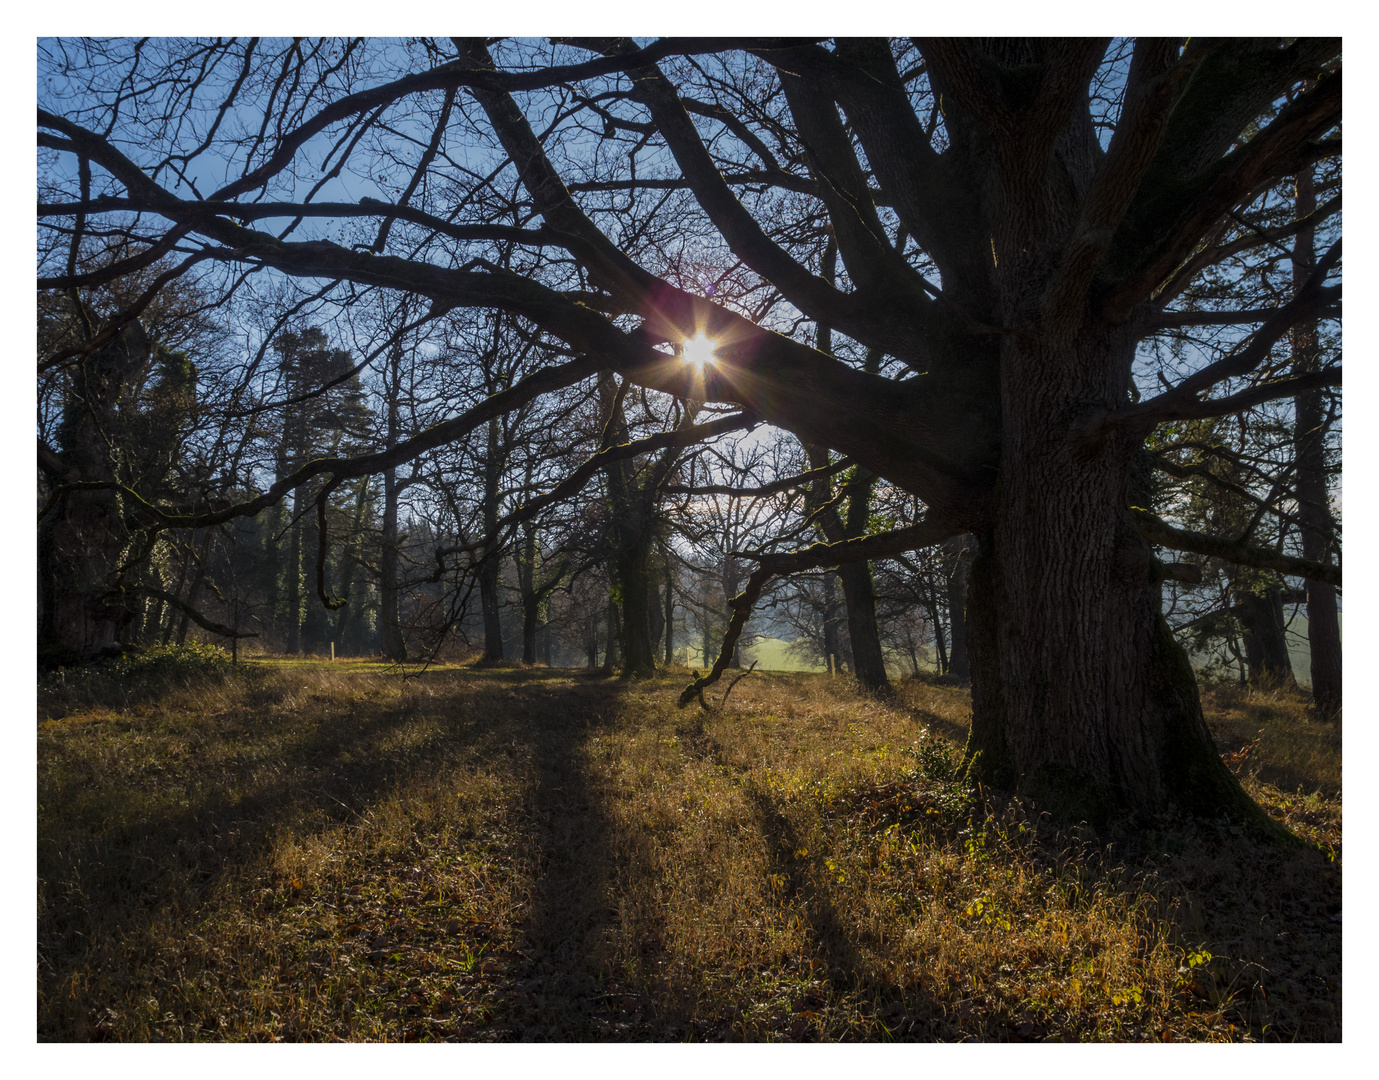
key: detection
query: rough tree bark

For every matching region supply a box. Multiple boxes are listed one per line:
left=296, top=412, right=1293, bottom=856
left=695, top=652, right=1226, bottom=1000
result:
left=805, top=445, right=890, bottom=694
left=598, top=373, right=659, bottom=677
left=960, top=321, right=1276, bottom=830
left=1235, top=575, right=1296, bottom=686
left=603, top=596, right=621, bottom=672
left=40, top=39, right=1340, bottom=839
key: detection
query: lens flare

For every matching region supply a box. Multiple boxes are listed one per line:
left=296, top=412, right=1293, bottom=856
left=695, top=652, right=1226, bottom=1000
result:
left=681, top=334, right=718, bottom=368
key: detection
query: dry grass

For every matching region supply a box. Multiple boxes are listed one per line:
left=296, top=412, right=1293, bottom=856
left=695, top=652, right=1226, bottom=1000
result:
left=37, top=661, right=1340, bottom=1042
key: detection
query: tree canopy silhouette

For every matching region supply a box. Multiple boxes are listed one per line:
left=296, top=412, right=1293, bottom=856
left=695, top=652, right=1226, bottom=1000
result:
left=38, top=38, right=1341, bottom=836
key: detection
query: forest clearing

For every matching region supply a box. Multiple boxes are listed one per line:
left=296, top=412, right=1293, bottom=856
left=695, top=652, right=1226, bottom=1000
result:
left=38, top=38, right=1343, bottom=1043
left=38, top=655, right=1340, bottom=1042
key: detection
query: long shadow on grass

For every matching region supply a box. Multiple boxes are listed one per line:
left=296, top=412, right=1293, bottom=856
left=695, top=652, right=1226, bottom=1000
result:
left=472, top=674, right=650, bottom=1041
left=37, top=666, right=596, bottom=1038
left=39, top=667, right=1341, bottom=1042
left=745, top=787, right=878, bottom=991
left=667, top=718, right=944, bottom=1041
left=893, top=701, right=970, bottom=748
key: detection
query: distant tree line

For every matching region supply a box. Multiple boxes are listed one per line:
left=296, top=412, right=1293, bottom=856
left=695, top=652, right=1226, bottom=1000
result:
left=39, top=38, right=1340, bottom=835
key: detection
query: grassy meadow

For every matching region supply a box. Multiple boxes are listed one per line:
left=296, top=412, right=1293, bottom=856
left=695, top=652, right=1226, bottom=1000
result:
left=37, top=654, right=1340, bottom=1041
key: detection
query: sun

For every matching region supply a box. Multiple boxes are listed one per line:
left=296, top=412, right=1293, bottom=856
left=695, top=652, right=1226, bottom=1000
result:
left=681, top=333, right=718, bottom=368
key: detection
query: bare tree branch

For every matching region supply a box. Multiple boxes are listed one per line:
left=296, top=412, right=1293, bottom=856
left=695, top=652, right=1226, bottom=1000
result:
left=678, top=514, right=961, bottom=706
left=1132, top=508, right=1339, bottom=586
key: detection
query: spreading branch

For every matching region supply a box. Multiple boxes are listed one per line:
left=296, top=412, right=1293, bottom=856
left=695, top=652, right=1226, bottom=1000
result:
left=429, top=411, right=757, bottom=582
left=1131, top=508, right=1339, bottom=586
left=677, top=515, right=961, bottom=706
left=127, top=586, right=259, bottom=640
left=662, top=457, right=851, bottom=498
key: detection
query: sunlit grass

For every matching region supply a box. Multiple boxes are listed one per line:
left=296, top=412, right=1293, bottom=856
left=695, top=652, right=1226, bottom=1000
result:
left=38, top=662, right=1340, bottom=1041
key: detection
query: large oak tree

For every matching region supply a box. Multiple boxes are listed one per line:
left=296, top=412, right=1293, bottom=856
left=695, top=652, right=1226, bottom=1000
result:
left=38, top=38, right=1341, bottom=836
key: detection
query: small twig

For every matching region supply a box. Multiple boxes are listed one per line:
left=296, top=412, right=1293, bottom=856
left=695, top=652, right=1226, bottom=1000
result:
left=720, top=661, right=759, bottom=709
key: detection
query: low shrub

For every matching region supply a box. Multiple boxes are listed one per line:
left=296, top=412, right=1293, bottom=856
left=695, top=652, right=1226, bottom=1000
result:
left=105, top=642, right=234, bottom=684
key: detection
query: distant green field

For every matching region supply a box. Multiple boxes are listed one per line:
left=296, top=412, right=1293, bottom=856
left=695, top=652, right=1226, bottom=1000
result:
left=679, top=636, right=930, bottom=676
left=676, top=636, right=824, bottom=673
left=1190, top=613, right=1340, bottom=686
left=702, top=617, right=1340, bottom=686
left=247, top=617, right=1337, bottom=684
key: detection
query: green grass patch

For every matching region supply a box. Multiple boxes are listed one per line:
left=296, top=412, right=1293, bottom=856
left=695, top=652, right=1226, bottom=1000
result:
left=38, top=661, right=1340, bottom=1042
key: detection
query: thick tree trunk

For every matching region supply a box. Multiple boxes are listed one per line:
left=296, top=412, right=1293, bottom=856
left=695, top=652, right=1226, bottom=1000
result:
left=1292, top=166, right=1341, bottom=718
left=841, top=469, right=891, bottom=694
left=614, top=540, right=658, bottom=676
left=603, top=597, right=620, bottom=672
left=962, top=327, right=1288, bottom=838
left=598, top=374, right=658, bottom=677
left=606, top=492, right=658, bottom=676
left=38, top=484, right=138, bottom=659
left=479, top=558, right=504, bottom=662
left=1236, top=584, right=1295, bottom=685
left=1303, top=580, right=1341, bottom=718
left=837, top=561, right=888, bottom=692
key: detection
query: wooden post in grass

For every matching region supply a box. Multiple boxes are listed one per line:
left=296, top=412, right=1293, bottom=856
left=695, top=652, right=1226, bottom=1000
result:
left=331, top=641, right=335, bottom=661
